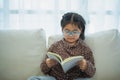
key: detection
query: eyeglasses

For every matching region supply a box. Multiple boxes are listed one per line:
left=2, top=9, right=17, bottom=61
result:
left=63, top=30, right=80, bottom=36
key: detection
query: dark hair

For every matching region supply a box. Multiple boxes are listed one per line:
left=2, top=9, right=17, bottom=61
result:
left=61, top=12, right=86, bottom=40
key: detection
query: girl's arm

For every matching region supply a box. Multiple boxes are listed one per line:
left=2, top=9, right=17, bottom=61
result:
left=80, top=46, right=96, bottom=77
left=40, top=56, right=51, bottom=74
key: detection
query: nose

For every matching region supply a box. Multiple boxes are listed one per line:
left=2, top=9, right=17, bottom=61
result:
left=68, top=32, right=74, bottom=36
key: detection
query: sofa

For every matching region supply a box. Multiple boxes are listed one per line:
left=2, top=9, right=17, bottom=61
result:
left=0, top=29, right=120, bottom=80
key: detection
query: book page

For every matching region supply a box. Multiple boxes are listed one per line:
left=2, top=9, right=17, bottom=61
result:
left=47, top=52, right=62, bottom=63
left=62, top=56, right=83, bottom=65
left=47, top=52, right=84, bottom=73
left=61, top=56, right=83, bottom=73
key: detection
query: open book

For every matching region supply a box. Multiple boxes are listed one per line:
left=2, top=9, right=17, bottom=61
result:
left=47, top=52, right=84, bottom=73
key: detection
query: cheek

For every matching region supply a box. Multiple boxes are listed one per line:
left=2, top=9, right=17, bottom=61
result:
left=74, top=36, right=80, bottom=41
left=76, top=35, right=80, bottom=39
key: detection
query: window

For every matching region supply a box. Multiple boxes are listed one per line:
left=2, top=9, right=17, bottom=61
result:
left=0, top=0, right=119, bottom=37
left=0, top=0, right=88, bottom=37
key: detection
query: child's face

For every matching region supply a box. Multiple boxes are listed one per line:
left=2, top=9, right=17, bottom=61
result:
left=62, top=23, right=81, bottom=44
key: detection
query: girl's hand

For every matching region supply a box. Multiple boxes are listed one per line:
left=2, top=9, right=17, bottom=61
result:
left=78, top=59, right=87, bottom=71
left=46, top=58, right=58, bottom=68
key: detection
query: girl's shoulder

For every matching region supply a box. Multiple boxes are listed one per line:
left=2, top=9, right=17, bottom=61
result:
left=79, top=39, right=91, bottom=49
left=49, top=39, right=63, bottom=47
left=48, top=39, right=63, bottom=52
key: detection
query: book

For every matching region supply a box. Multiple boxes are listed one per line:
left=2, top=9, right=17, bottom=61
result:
left=47, top=52, right=84, bottom=73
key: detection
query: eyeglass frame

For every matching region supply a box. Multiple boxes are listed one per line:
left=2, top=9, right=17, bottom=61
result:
left=63, top=30, right=81, bottom=36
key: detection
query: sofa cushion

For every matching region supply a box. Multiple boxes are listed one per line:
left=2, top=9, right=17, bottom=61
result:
left=0, top=29, right=46, bottom=80
left=48, top=29, right=120, bottom=80
left=89, top=29, right=120, bottom=80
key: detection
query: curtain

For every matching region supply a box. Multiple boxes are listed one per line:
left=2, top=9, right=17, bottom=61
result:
left=0, top=0, right=120, bottom=37
left=87, top=0, right=120, bottom=34
left=0, top=0, right=88, bottom=37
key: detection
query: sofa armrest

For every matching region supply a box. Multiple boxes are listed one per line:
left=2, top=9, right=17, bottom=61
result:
left=0, top=29, right=46, bottom=80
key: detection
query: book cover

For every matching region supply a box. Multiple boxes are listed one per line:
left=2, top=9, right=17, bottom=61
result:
left=47, top=52, right=84, bottom=73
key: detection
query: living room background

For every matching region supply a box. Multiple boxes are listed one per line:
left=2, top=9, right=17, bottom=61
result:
left=0, top=0, right=120, bottom=38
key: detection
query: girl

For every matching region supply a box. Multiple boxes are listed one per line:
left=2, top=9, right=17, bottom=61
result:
left=28, top=12, right=96, bottom=80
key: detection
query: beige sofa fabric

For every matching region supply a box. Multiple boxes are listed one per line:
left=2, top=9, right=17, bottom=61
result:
left=48, top=29, right=120, bottom=80
left=0, top=29, right=46, bottom=80
left=88, top=29, right=120, bottom=80
left=0, top=29, right=120, bottom=80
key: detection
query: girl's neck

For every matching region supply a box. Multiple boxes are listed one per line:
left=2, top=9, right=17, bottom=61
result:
left=65, top=39, right=78, bottom=46
left=68, top=41, right=76, bottom=46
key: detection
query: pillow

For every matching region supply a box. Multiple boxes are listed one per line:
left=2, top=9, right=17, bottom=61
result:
left=0, top=29, right=47, bottom=80
left=90, top=29, right=120, bottom=80
left=48, top=34, right=63, bottom=48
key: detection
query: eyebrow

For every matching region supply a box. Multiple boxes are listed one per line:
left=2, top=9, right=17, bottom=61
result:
left=73, top=29, right=79, bottom=31
left=64, top=29, right=79, bottom=31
